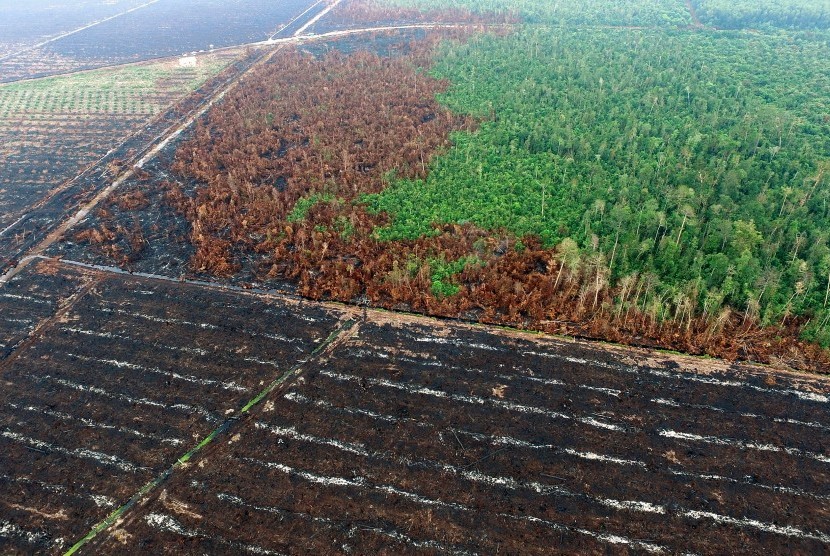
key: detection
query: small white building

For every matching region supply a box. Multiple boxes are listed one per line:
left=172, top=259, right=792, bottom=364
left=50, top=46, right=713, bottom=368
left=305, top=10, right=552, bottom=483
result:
left=178, top=56, right=198, bottom=68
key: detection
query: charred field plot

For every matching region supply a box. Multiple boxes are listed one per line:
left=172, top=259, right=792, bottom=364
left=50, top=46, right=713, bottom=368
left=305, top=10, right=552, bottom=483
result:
left=86, top=317, right=830, bottom=554
left=0, top=0, right=151, bottom=60
left=0, top=260, right=95, bottom=359
left=0, top=260, right=346, bottom=555
left=0, top=0, right=319, bottom=83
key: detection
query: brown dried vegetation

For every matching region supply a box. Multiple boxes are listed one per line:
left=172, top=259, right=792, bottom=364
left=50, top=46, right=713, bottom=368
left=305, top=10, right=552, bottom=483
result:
left=170, top=39, right=475, bottom=276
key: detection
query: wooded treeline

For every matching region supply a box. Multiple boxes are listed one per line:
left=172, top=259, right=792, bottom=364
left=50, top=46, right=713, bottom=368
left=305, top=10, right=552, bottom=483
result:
left=366, top=29, right=830, bottom=354
left=136, top=32, right=829, bottom=371
left=692, top=0, right=830, bottom=29
left=337, top=0, right=830, bottom=30
left=332, top=0, right=691, bottom=27
left=323, top=0, right=518, bottom=28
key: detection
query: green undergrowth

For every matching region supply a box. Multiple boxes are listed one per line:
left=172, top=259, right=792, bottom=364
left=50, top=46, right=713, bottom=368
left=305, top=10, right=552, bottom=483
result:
left=287, top=193, right=336, bottom=222
left=429, top=255, right=482, bottom=297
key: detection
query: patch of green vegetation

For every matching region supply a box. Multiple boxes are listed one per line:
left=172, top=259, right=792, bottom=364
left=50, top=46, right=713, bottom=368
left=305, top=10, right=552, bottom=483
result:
left=429, top=255, right=481, bottom=297
left=365, top=28, right=830, bottom=343
left=381, top=0, right=691, bottom=26
left=0, top=56, right=231, bottom=117
left=287, top=193, right=335, bottom=222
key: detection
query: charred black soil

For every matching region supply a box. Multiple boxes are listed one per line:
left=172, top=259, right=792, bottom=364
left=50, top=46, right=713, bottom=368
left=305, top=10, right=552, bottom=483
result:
left=0, top=261, right=345, bottom=554
left=85, top=317, right=830, bottom=555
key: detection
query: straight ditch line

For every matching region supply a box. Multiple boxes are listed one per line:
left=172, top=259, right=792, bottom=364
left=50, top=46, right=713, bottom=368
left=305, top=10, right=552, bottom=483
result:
left=63, top=317, right=358, bottom=556
left=0, top=0, right=163, bottom=64
left=0, top=271, right=100, bottom=367
left=293, top=0, right=343, bottom=36
left=270, top=0, right=326, bottom=39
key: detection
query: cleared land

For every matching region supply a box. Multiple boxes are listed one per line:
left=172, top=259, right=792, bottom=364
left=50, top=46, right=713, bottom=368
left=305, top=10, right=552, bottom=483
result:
left=0, top=0, right=152, bottom=60
left=0, top=260, right=827, bottom=554
left=79, top=292, right=830, bottom=554
left=0, top=260, right=346, bottom=555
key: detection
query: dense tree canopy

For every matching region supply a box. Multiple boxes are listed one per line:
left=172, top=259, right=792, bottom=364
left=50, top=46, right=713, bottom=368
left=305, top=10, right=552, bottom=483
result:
left=367, top=0, right=692, bottom=27
left=353, top=0, right=830, bottom=30
left=366, top=29, right=830, bottom=345
left=693, top=0, right=830, bottom=30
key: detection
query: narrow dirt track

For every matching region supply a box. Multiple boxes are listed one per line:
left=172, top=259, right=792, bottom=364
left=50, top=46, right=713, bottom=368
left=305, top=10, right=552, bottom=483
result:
left=686, top=0, right=703, bottom=27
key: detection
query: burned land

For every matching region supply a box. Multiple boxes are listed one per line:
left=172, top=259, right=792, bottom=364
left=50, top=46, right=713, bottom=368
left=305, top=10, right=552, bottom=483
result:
left=0, top=0, right=320, bottom=83
left=1, top=261, right=829, bottom=555
left=0, top=50, right=242, bottom=235
left=2, top=1, right=830, bottom=554
left=0, top=260, right=345, bottom=554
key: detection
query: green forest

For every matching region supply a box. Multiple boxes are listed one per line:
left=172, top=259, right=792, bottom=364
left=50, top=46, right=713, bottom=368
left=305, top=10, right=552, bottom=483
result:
left=693, top=0, right=830, bottom=29
left=366, top=28, right=830, bottom=346
left=380, top=0, right=830, bottom=29
left=379, top=0, right=692, bottom=26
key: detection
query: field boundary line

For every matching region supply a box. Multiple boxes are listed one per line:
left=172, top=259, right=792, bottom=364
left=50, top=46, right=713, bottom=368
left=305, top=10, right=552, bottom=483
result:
left=28, top=255, right=830, bottom=388
left=294, top=0, right=344, bottom=36
left=270, top=0, right=326, bottom=40
left=63, top=316, right=358, bottom=555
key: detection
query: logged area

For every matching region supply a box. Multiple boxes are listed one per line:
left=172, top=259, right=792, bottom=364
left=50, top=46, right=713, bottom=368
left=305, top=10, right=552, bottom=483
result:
left=88, top=319, right=830, bottom=554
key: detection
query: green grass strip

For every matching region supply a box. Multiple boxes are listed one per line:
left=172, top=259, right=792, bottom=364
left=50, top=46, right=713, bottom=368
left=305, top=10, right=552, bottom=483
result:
left=64, top=318, right=356, bottom=555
